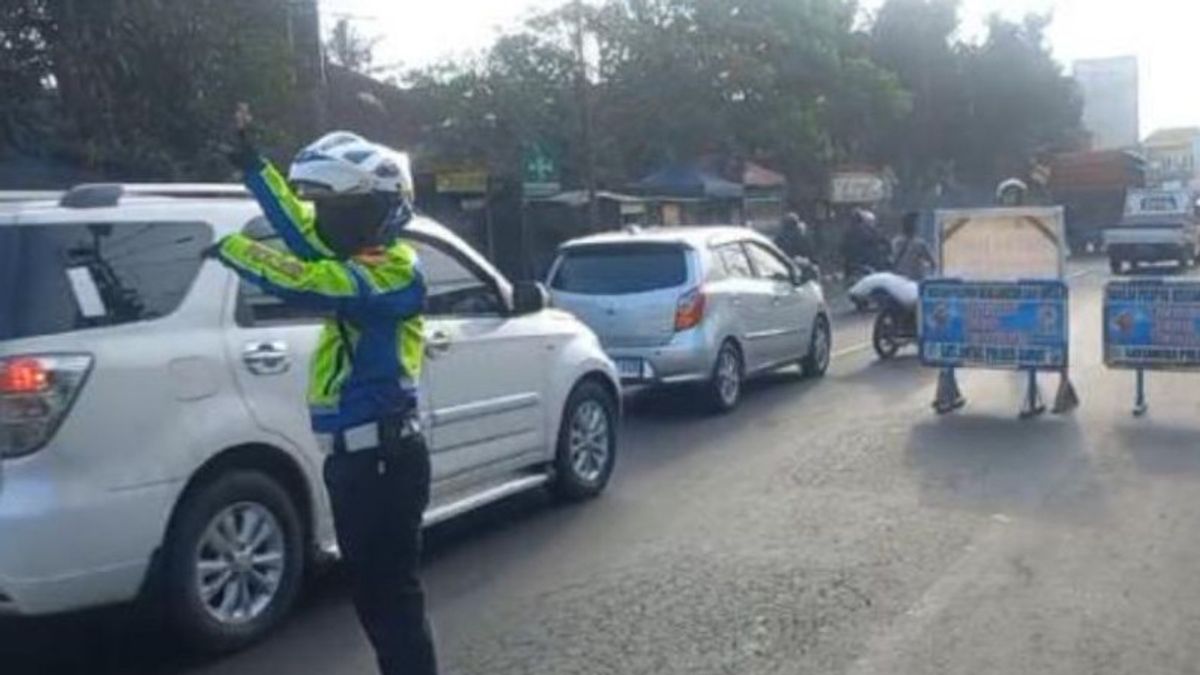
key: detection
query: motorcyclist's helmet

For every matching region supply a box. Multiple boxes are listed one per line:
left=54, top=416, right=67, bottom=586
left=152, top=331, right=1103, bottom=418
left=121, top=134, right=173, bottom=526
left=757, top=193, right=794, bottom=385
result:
left=995, top=178, right=1028, bottom=207
left=852, top=208, right=877, bottom=227
left=288, top=132, right=416, bottom=258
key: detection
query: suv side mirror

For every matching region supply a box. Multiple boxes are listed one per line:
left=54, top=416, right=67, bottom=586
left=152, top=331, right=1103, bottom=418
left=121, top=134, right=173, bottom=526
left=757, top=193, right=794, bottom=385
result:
left=793, top=257, right=819, bottom=285
left=512, top=281, right=548, bottom=315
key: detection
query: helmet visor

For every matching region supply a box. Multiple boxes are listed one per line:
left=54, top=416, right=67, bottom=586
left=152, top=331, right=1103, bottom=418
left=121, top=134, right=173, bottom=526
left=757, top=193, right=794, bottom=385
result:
left=313, top=193, right=397, bottom=258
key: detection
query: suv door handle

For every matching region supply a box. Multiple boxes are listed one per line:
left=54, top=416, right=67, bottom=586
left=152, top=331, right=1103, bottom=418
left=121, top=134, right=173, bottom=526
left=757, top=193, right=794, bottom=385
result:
left=243, top=341, right=291, bottom=375
left=425, top=331, right=452, bottom=357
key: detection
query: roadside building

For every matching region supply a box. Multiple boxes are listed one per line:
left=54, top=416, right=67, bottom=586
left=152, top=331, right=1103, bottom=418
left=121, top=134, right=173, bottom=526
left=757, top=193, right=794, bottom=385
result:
left=1143, top=127, right=1200, bottom=188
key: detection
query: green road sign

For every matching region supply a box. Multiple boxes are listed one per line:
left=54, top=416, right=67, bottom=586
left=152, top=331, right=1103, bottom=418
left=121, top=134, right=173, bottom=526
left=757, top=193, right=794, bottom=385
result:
left=523, top=143, right=560, bottom=198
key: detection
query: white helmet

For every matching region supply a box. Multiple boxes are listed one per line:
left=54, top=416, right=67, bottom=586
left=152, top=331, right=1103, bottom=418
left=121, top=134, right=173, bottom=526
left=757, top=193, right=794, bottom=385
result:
left=288, top=131, right=415, bottom=203
left=996, top=178, right=1028, bottom=205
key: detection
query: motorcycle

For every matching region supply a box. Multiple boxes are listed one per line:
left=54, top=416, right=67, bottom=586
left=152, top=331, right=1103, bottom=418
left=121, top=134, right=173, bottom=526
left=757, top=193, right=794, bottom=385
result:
left=848, top=272, right=920, bottom=359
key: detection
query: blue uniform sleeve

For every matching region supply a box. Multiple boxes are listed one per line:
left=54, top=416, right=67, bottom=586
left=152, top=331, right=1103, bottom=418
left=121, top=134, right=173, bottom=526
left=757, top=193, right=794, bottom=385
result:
left=241, top=159, right=335, bottom=261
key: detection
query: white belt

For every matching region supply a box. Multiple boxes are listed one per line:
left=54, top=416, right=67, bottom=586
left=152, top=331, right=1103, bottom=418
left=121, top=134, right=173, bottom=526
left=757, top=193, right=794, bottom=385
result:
left=315, top=422, right=380, bottom=455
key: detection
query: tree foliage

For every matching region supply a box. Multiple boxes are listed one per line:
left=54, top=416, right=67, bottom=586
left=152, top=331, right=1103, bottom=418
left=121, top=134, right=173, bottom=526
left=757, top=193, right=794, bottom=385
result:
left=326, top=18, right=379, bottom=74
left=407, top=0, right=1082, bottom=198
left=0, top=0, right=301, bottom=180
left=869, top=1, right=1083, bottom=196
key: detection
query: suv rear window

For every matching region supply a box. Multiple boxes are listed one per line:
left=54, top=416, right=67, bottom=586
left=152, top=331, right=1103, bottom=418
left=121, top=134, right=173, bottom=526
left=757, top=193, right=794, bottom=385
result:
left=0, top=222, right=212, bottom=340
left=550, top=244, right=688, bottom=295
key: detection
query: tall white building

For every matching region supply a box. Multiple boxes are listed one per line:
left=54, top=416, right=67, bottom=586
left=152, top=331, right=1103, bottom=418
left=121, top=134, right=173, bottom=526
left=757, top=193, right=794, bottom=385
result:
left=1073, top=57, right=1140, bottom=151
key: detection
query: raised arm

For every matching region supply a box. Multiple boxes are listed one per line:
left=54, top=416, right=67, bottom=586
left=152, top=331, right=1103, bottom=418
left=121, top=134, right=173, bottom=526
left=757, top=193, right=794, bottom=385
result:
left=228, top=105, right=334, bottom=261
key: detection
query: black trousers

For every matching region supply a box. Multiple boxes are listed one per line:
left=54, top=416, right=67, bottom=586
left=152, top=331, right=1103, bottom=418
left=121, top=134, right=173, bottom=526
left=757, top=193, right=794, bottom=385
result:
left=323, top=429, right=438, bottom=675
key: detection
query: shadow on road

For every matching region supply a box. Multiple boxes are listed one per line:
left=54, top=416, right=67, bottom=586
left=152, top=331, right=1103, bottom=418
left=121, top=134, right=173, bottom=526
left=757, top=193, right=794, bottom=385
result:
left=1116, top=423, right=1200, bottom=478
left=905, top=414, right=1104, bottom=521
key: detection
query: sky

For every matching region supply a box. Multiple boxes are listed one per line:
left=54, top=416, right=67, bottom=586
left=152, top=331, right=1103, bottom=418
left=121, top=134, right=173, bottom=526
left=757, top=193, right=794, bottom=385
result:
left=322, top=0, right=1199, bottom=137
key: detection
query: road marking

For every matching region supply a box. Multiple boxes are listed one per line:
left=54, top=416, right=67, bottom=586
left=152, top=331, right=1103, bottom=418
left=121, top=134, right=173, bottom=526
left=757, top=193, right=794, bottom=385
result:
left=833, top=342, right=873, bottom=359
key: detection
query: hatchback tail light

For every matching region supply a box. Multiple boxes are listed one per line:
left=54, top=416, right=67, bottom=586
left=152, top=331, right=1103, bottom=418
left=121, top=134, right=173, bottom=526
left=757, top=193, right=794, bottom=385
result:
left=674, top=288, right=707, bottom=332
left=0, top=355, right=93, bottom=459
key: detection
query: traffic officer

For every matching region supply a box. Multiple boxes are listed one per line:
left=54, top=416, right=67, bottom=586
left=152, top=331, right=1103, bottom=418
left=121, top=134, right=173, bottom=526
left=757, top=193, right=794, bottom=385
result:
left=212, top=108, right=438, bottom=675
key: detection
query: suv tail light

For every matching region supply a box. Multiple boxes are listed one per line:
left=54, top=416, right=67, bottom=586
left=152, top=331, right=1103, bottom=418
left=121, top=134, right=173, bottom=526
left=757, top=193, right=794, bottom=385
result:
left=674, top=288, right=707, bottom=332
left=0, top=355, right=93, bottom=459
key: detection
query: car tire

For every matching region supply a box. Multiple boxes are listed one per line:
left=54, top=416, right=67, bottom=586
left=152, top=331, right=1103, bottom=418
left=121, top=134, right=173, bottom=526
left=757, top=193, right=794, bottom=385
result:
left=163, top=470, right=304, bottom=654
left=802, top=314, right=832, bottom=377
left=705, top=340, right=743, bottom=413
left=550, top=379, right=618, bottom=501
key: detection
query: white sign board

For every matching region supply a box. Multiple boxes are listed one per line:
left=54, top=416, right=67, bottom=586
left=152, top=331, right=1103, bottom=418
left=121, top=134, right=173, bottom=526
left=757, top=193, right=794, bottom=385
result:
left=937, top=207, right=1065, bottom=281
left=830, top=172, right=888, bottom=204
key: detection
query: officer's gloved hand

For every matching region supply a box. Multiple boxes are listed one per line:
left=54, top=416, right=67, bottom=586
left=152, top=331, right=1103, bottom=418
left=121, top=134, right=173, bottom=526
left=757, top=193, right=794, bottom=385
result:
left=225, top=103, right=261, bottom=172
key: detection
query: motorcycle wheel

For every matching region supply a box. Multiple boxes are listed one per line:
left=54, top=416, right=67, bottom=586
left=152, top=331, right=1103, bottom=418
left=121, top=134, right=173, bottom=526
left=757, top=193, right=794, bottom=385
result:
left=873, top=310, right=902, bottom=360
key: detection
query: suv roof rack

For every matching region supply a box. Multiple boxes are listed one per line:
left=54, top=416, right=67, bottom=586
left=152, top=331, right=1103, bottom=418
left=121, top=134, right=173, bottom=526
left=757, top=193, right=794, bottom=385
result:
left=60, top=183, right=250, bottom=209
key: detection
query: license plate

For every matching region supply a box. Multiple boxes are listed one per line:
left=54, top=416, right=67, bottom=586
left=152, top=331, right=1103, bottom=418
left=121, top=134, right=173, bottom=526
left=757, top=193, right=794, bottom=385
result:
left=615, top=358, right=644, bottom=379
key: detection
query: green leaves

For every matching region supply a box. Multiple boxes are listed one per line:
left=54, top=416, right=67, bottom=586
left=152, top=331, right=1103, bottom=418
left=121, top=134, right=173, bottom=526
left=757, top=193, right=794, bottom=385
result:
left=1, top=0, right=300, bottom=180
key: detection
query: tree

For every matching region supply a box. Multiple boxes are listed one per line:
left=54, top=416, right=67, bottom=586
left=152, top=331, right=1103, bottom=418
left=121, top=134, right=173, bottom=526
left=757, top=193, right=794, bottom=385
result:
left=1, top=0, right=303, bottom=181
left=0, top=1, right=59, bottom=154
left=326, top=18, right=378, bottom=74
left=956, top=14, right=1083, bottom=184
left=406, top=0, right=910, bottom=195
left=868, top=1, right=1084, bottom=197
left=868, top=0, right=966, bottom=198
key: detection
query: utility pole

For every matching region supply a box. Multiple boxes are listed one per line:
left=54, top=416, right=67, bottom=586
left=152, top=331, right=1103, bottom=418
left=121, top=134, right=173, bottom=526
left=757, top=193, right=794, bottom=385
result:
left=286, top=0, right=327, bottom=136
left=573, top=0, right=599, bottom=231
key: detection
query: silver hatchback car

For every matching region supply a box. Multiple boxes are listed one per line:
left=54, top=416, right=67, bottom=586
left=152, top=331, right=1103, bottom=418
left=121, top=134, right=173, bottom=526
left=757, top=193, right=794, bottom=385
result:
left=547, top=226, right=831, bottom=411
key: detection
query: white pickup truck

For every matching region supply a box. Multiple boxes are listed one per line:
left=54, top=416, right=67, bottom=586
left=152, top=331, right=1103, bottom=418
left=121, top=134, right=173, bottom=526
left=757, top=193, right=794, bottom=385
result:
left=1104, top=189, right=1200, bottom=274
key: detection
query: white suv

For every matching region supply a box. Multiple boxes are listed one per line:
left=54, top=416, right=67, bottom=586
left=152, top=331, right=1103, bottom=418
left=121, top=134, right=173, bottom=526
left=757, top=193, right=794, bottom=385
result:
left=0, top=184, right=620, bottom=652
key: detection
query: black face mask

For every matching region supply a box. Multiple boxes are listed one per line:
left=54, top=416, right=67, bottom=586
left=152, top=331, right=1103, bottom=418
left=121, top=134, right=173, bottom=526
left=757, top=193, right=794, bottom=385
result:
left=313, top=194, right=396, bottom=259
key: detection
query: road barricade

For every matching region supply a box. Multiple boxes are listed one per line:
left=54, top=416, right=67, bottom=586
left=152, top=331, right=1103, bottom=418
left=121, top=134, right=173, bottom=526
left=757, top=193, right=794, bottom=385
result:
left=1104, top=279, right=1200, bottom=416
left=922, top=206, right=1077, bottom=417
left=921, top=279, right=1072, bottom=417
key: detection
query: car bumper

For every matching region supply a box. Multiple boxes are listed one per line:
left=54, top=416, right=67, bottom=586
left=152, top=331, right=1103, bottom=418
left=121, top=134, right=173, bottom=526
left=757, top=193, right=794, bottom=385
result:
left=1107, top=242, right=1187, bottom=261
left=605, top=329, right=716, bottom=386
left=0, top=459, right=181, bottom=616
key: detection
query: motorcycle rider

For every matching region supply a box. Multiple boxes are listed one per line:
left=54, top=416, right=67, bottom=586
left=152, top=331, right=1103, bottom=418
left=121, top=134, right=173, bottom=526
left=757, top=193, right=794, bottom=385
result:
left=892, top=211, right=936, bottom=281
left=996, top=177, right=1029, bottom=207
left=842, top=208, right=889, bottom=279
left=775, top=212, right=815, bottom=261
left=210, top=107, right=438, bottom=675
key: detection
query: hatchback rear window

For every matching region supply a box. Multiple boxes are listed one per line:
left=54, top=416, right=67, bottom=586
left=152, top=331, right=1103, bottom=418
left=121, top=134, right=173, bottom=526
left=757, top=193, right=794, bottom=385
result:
left=0, top=222, right=212, bottom=340
left=550, top=244, right=688, bottom=295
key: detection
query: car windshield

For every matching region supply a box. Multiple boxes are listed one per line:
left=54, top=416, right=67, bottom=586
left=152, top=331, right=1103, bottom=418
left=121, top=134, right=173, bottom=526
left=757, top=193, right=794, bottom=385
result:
left=550, top=244, right=687, bottom=294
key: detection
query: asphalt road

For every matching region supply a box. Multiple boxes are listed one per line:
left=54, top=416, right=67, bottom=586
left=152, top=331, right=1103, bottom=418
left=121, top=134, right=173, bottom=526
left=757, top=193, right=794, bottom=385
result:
left=9, top=259, right=1200, bottom=674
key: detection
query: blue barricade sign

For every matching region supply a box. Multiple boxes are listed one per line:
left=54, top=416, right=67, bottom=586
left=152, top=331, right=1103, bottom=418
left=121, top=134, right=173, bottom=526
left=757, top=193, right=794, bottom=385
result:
left=919, top=279, right=1069, bottom=370
left=1104, top=280, right=1200, bottom=370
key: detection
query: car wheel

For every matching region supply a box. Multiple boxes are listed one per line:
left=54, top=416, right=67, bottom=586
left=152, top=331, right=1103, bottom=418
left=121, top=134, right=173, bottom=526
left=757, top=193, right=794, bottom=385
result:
left=705, top=341, right=743, bottom=413
left=550, top=380, right=618, bottom=501
left=163, top=471, right=304, bottom=654
left=801, top=315, right=832, bottom=376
